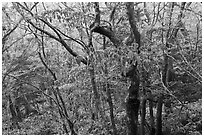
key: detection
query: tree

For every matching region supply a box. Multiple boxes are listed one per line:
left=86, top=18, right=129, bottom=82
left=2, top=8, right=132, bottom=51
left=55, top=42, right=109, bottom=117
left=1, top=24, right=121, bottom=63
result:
left=2, top=2, right=202, bottom=135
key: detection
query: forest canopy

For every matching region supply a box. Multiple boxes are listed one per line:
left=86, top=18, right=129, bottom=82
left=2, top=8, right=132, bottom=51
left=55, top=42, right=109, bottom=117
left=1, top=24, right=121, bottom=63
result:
left=2, top=2, right=202, bottom=135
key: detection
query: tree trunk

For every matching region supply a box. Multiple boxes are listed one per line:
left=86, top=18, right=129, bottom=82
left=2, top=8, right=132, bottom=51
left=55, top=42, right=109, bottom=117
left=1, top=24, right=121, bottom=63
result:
left=39, top=52, right=76, bottom=135
left=140, top=66, right=149, bottom=135
left=87, top=24, right=103, bottom=120
left=126, top=95, right=140, bottom=135
left=125, top=64, right=140, bottom=135
left=125, top=2, right=141, bottom=134
left=147, top=91, right=155, bottom=135
left=89, top=65, right=100, bottom=120
left=156, top=94, right=163, bottom=135
left=8, top=94, right=21, bottom=129
left=140, top=97, right=146, bottom=134
left=103, top=37, right=117, bottom=135
left=104, top=83, right=117, bottom=134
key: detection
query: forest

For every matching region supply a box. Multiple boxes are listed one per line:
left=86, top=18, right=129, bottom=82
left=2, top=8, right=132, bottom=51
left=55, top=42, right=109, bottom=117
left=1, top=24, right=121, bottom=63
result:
left=2, top=2, right=202, bottom=135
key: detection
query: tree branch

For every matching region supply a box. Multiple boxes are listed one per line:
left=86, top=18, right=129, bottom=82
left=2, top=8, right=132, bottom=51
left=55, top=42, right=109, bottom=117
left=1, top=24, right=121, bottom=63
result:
left=38, top=52, right=57, bottom=80
left=126, top=2, right=141, bottom=54
left=16, top=2, right=88, bottom=65
left=92, top=26, right=121, bottom=46
left=2, top=19, right=22, bottom=46
left=90, top=2, right=121, bottom=47
left=27, top=19, right=88, bottom=65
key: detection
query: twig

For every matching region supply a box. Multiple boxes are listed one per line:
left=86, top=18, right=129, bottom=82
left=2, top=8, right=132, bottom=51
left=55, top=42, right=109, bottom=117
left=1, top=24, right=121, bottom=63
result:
left=159, top=71, right=184, bottom=106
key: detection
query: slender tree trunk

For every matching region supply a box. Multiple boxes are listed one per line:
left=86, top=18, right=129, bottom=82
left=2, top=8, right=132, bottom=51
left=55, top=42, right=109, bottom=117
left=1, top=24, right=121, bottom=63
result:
left=140, top=66, right=149, bottom=135
left=8, top=94, right=21, bottom=129
left=103, top=83, right=117, bottom=134
left=102, top=37, right=117, bottom=134
left=88, top=30, right=104, bottom=121
left=156, top=94, right=163, bottom=135
left=105, top=92, right=115, bottom=132
left=140, top=97, right=146, bottom=134
left=147, top=91, right=155, bottom=135
left=56, top=88, right=77, bottom=135
left=52, top=88, right=70, bottom=134
left=89, top=66, right=100, bottom=119
left=39, top=52, right=76, bottom=134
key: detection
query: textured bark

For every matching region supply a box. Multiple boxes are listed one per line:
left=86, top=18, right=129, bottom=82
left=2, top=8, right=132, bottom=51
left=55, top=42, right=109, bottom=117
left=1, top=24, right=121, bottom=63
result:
left=90, top=2, right=121, bottom=47
left=125, top=3, right=141, bottom=134
left=89, top=65, right=100, bottom=119
left=156, top=95, right=163, bottom=135
left=126, top=2, right=141, bottom=54
left=126, top=98, right=140, bottom=135
left=92, top=26, right=121, bottom=47
left=124, top=64, right=140, bottom=135
left=124, top=2, right=141, bottom=135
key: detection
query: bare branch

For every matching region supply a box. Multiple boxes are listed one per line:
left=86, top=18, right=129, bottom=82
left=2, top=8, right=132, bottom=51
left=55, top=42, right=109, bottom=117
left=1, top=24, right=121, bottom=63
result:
left=2, top=33, right=31, bottom=53
left=159, top=71, right=184, bottom=106
left=7, top=74, right=58, bottom=106
left=2, top=19, right=22, bottom=46
left=38, top=52, right=57, bottom=80
left=27, top=19, right=88, bottom=65
left=179, top=52, right=202, bottom=80
left=165, top=52, right=202, bottom=83
left=16, top=2, right=88, bottom=65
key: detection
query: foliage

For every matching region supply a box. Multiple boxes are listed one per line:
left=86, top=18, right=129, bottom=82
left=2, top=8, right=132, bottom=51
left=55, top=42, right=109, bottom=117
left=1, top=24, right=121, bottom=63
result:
left=2, top=2, right=202, bottom=135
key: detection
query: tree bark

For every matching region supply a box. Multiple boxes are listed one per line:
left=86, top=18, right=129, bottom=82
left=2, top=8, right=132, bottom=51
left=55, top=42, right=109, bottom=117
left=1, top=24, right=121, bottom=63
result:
left=147, top=91, right=155, bottom=135
left=140, top=97, right=146, bottom=134
left=103, top=37, right=117, bottom=135
left=124, top=64, right=140, bottom=135
left=124, top=2, right=141, bottom=135
left=126, top=2, right=141, bottom=54
left=89, top=64, right=100, bottom=119
left=87, top=27, right=101, bottom=120
left=156, top=94, right=163, bottom=135
left=8, top=94, right=21, bottom=129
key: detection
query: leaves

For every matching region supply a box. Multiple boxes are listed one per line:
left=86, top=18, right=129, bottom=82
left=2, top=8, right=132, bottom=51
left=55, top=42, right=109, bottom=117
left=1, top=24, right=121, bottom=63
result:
left=2, top=2, right=202, bottom=135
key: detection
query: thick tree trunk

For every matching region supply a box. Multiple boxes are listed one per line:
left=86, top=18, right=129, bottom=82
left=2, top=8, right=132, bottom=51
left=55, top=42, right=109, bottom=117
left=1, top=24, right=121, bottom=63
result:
left=90, top=3, right=141, bottom=134
left=124, top=2, right=141, bottom=135
left=126, top=92, right=140, bottom=135
left=124, top=64, right=140, bottom=135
